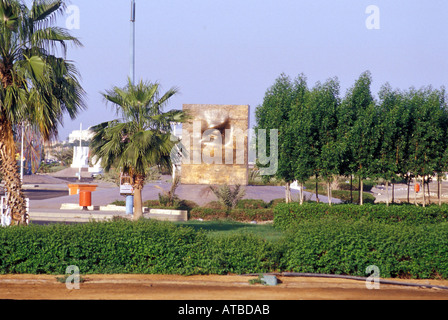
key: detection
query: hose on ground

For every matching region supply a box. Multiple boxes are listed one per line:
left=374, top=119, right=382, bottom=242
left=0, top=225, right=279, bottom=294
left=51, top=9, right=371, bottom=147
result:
left=242, top=272, right=448, bottom=290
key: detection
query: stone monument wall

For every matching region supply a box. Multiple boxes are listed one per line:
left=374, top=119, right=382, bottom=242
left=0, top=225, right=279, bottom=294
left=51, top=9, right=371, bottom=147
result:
left=181, top=104, right=249, bottom=185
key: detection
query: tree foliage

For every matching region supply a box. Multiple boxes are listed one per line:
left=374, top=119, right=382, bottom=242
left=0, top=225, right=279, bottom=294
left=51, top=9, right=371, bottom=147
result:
left=256, top=70, right=448, bottom=206
left=90, top=79, right=186, bottom=219
left=0, top=0, right=85, bottom=225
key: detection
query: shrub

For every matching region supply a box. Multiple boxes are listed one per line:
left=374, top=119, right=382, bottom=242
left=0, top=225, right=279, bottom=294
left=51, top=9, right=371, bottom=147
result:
left=267, top=198, right=286, bottom=208
left=236, top=199, right=268, bottom=209
left=281, top=219, right=448, bottom=279
left=142, top=199, right=199, bottom=211
left=0, top=220, right=202, bottom=275
left=198, top=233, right=282, bottom=274
left=331, top=190, right=376, bottom=204
left=208, top=184, right=246, bottom=210
left=1, top=218, right=448, bottom=279
left=203, top=201, right=227, bottom=210
left=190, top=208, right=274, bottom=222
left=0, top=220, right=279, bottom=275
left=274, top=202, right=448, bottom=230
left=189, top=207, right=228, bottom=220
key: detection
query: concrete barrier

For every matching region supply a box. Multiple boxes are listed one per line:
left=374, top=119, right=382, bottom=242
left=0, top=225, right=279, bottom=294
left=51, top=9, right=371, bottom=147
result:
left=147, top=209, right=188, bottom=222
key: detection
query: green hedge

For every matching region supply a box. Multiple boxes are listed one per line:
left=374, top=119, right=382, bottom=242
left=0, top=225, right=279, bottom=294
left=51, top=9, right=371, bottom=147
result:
left=2, top=207, right=448, bottom=279
left=190, top=208, right=274, bottom=222
left=281, top=220, right=448, bottom=279
left=273, top=202, right=448, bottom=279
left=274, top=202, right=448, bottom=230
left=0, top=220, right=279, bottom=275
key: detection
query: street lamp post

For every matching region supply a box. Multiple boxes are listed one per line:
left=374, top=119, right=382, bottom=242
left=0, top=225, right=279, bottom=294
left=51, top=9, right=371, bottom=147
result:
left=20, top=125, right=24, bottom=182
left=130, top=0, right=136, bottom=85
left=78, top=123, right=82, bottom=181
left=127, top=0, right=136, bottom=214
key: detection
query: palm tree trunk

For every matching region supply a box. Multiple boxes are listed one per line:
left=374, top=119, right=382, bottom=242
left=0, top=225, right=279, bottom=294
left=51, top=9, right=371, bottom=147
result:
left=0, top=120, right=28, bottom=225
left=132, top=175, right=145, bottom=220
left=327, top=180, right=332, bottom=206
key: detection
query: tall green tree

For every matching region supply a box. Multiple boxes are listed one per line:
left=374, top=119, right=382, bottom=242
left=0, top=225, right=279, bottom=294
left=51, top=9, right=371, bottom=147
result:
left=407, top=86, right=448, bottom=206
left=0, top=0, right=85, bottom=225
left=90, top=79, right=185, bottom=220
left=287, top=75, right=312, bottom=204
left=310, top=77, right=341, bottom=206
left=255, top=73, right=308, bottom=203
left=375, top=84, right=403, bottom=205
left=340, top=71, right=377, bottom=205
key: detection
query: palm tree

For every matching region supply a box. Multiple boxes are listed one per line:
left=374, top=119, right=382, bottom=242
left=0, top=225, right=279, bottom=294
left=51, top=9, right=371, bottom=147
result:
left=90, top=79, right=186, bottom=220
left=0, top=0, right=86, bottom=225
left=208, top=184, right=246, bottom=211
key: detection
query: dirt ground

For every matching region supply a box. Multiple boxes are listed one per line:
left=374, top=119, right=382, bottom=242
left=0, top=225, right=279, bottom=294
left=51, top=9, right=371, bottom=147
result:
left=1, top=274, right=448, bottom=300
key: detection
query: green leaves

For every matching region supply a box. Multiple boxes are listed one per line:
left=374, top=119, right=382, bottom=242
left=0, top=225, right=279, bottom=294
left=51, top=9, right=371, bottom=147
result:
left=91, top=79, right=183, bottom=177
left=0, top=0, right=20, bottom=31
left=0, top=0, right=85, bottom=137
left=0, top=220, right=280, bottom=275
left=91, top=79, right=183, bottom=218
left=257, top=70, right=448, bottom=206
left=1, top=216, right=447, bottom=278
left=22, top=54, right=47, bottom=81
left=256, top=73, right=311, bottom=186
left=208, top=184, right=246, bottom=210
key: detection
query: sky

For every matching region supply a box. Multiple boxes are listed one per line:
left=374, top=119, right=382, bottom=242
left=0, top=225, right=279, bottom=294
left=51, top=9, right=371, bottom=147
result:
left=52, top=0, right=448, bottom=141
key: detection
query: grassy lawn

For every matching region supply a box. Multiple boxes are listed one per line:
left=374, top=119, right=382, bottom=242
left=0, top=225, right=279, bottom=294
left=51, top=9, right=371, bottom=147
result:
left=175, top=220, right=284, bottom=243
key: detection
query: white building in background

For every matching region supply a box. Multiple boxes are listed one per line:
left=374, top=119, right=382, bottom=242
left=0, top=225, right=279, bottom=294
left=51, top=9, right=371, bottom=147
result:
left=71, top=146, right=90, bottom=168
left=68, top=126, right=103, bottom=176
left=68, top=127, right=94, bottom=143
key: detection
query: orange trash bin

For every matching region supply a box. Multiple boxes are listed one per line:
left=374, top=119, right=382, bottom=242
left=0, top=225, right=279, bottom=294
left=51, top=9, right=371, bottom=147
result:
left=79, top=191, right=91, bottom=210
left=414, top=183, right=420, bottom=193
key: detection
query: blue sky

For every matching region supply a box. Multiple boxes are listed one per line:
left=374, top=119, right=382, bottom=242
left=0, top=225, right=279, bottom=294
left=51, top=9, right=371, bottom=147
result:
left=55, top=0, right=448, bottom=140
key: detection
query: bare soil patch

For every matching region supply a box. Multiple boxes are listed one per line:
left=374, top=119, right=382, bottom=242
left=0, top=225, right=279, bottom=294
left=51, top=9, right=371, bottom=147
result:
left=1, top=274, right=448, bottom=300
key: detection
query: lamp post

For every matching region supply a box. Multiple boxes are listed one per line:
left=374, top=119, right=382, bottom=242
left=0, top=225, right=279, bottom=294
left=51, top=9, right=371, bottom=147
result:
left=127, top=0, right=136, bottom=214
left=78, top=123, right=82, bottom=181
left=20, top=125, right=24, bottom=182
left=130, top=0, right=136, bottom=85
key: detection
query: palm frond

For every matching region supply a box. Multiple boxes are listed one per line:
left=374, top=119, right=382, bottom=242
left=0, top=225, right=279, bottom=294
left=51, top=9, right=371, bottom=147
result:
left=208, top=184, right=246, bottom=210
left=91, top=78, right=185, bottom=179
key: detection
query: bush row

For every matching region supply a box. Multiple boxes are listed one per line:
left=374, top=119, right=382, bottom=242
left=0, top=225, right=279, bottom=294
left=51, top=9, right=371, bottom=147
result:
left=142, top=198, right=280, bottom=221
left=273, top=202, right=448, bottom=230
left=281, top=219, right=448, bottom=279
left=189, top=208, right=274, bottom=222
left=0, top=220, right=279, bottom=275
left=1, top=218, right=448, bottom=279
